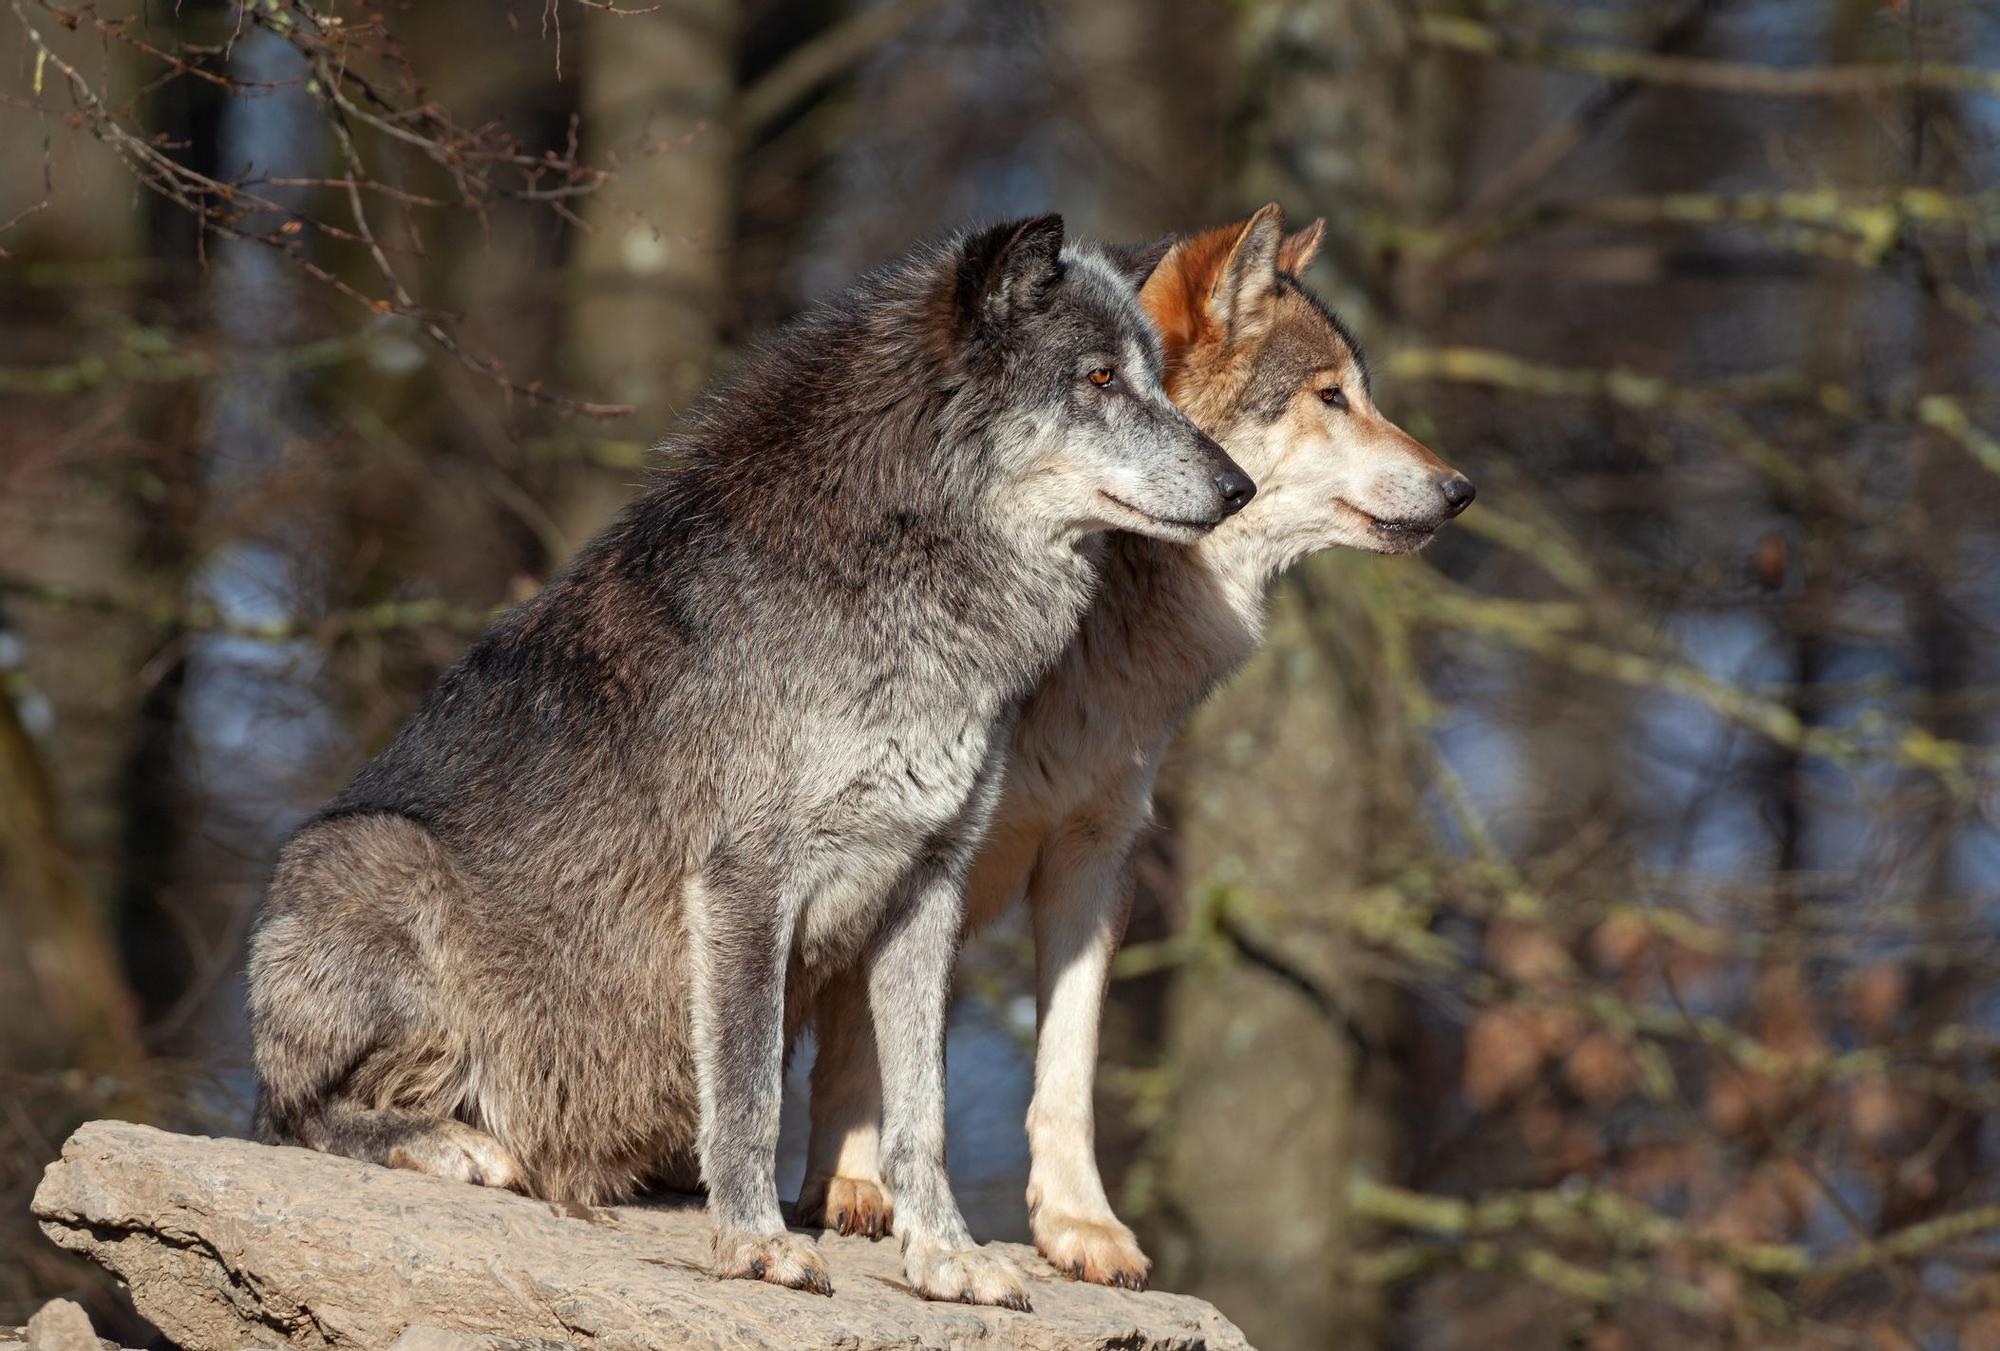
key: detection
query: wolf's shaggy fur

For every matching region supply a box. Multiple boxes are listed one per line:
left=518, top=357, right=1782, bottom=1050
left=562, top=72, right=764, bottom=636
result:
left=248, top=216, right=1247, bottom=1308
left=799, top=205, right=1474, bottom=1288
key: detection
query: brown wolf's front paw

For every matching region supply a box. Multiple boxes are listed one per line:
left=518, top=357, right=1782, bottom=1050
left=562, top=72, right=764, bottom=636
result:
left=799, top=1174, right=894, bottom=1239
left=385, top=1121, right=523, bottom=1191
left=1034, top=1211, right=1151, bottom=1289
left=904, top=1238, right=1032, bottom=1311
left=713, top=1230, right=833, bottom=1296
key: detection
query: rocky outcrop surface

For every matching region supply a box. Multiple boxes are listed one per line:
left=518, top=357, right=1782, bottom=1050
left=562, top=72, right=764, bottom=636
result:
left=7, top=1299, right=124, bottom=1351
left=32, top=1121, right=1251, bottom=1351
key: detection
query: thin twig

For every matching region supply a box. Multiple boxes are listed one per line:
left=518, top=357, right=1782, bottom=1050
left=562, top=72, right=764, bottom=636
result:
left=1417, top=13, right=2000, bottom=98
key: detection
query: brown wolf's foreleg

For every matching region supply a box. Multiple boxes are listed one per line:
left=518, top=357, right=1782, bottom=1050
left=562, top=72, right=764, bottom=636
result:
left=796, top=964, right=893, bottom=1238
left=1025, top=822, right=1151, bottom=1288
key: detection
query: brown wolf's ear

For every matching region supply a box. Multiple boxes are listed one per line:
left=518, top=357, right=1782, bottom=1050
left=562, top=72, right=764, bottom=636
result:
left=1140, top=204, right=1285, bottom=359
left=957, top=214, right=1065, bottom=335
left=1278, top=217, right=1325, bottom=275
left=1210, top=202, right=1284, bottom=337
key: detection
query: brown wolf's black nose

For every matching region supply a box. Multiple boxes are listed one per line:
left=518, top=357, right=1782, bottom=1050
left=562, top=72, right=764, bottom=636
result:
left=1441, top=475, right=1476, bottom=516
left=1217, top=467, right=1256, bottom=517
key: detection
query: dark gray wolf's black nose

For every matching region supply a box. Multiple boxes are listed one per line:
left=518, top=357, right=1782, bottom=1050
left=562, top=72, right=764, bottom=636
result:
left=1441, top=475, right=1476, bottom=516
left=1217, top=466, right=1256, bottom=517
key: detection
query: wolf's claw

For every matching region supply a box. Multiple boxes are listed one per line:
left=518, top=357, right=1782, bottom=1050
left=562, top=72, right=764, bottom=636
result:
left=800, top=1175, right=893, bottom=1239
left=1033, top=1211, right=1151, bottom=1290
left=905, top=1238, right=1031, bottom=1310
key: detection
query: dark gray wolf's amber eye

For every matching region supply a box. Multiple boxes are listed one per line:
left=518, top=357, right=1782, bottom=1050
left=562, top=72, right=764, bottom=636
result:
left=1088, top=368, right=1116, bottom=388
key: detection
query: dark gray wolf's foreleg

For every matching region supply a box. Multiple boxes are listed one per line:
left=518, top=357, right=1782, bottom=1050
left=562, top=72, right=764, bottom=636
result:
left=687, top=854, right=833, bottom=1294
left=870, top=841, right=1032, bottom=1309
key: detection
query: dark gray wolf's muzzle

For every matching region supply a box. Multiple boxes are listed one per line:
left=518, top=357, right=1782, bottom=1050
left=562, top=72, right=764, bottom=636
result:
left=1194, top=427, right=1256, bottom=520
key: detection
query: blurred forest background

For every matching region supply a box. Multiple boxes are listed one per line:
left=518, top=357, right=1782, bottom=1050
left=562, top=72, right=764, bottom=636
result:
left=4, top=1, right=2000, bottom=1348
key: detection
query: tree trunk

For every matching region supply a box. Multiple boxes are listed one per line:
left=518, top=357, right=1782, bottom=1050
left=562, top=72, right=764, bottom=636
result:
left=1153, top=581, right=1412, bottom=1348
left=0, top=688, right=141, bottom=1073
left=1144, top=3, right=1462, bottom=1346
left=560, top=3, right=739, bottom=542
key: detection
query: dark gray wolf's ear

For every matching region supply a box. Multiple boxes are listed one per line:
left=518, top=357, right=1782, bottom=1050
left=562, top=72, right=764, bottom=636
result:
left=957, top=215, right=1065, bottom=333
left=1104, top=234, right=1175, bottom=290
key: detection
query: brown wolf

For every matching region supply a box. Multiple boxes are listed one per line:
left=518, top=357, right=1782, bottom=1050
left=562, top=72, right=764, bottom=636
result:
left=797, top=203, right=1474, bottom=1288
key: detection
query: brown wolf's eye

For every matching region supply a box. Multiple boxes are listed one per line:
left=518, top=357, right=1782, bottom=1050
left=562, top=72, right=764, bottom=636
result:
left=1319, top=386, right=1349, bottom=411
left=1087, top=368, right=1115, bottom=388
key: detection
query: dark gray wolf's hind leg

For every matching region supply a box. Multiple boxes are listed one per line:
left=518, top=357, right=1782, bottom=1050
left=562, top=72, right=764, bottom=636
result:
left=248, top=814, right=520, bottom=1191
left=290, top=1100, right=524, bottom=1188
left=870, top=854, right=1032, bottom=1310
left=687, top=855, right=834, bottom=1294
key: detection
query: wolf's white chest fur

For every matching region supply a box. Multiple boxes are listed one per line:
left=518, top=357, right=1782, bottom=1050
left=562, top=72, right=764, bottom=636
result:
left=789, top=691, right=1004, bottom=963
left=776, top=538, right=1093, bottom=967
left=1011, top=536, right=1269, bottom=826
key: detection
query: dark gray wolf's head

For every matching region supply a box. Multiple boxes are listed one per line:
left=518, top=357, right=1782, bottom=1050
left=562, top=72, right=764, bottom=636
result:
left=953, top=216, right=1255, bottom=544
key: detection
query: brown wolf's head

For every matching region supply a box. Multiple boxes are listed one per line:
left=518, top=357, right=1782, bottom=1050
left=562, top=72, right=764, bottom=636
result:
left=1141, top=203, right=1473, bottom=560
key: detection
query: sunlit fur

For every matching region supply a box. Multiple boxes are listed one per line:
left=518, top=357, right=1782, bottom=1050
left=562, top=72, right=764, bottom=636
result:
left=247, top=214, right=1243, bottom=1312
left=799, top=204, right=1473, bottom=1290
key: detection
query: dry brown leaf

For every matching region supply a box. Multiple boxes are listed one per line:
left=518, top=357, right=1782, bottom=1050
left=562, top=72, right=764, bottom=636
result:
left=1870, top=1318, right=1919, bottom=1351
left=1756, top=965, right=1828, bottom=1060
left=1852, top=963, right=1908, bottom=1040
left=1555, top=1123, right=1603, bottom=1172
left=1518, top=1090, right=1566, bottom=1155
left=1848, top=1073, right=1904, bottom=1146
left=1530, top=1004, right=1583, bottom=1054
left=1706, top=1067, right=1783, bottom=1136
left=1697, top=1262, right=1743, bottom=1318
left=1565, top=1030, right=1637, bottom=1104
left=1588, top=913, right=1651, bottom=970
left=1488, top=920, right=1570, bottom=988
left=1959, top=1309, right=2000, bottom=1351
left=1584, top=1321, right=1634, bottom=1351
left=1465, top=1006, right=1545, bottom=1109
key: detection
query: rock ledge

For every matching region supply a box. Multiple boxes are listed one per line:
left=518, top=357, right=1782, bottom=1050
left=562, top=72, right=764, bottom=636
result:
left=33, top=1120, right=1250, bottom=1351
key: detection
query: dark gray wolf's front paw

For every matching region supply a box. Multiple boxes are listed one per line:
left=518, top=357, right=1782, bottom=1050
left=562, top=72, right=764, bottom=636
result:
left=712, top=1230, right=834, bottom=1295
left=903, top=1237, right=1031, bottom=1311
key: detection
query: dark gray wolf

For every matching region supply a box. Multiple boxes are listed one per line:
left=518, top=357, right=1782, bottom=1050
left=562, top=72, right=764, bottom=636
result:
left=248, top=215, right=1253, bottom=1308
left=798, top=204, right=1473, bottom=1288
